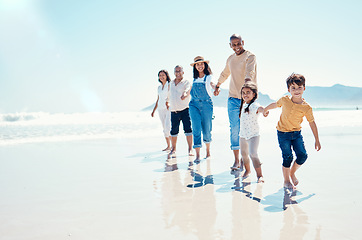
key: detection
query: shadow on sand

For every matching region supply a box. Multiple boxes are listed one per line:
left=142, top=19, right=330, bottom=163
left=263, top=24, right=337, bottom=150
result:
left=185, top=161, right=315, bottom=212
left=141, top=150, right=316, bottom=212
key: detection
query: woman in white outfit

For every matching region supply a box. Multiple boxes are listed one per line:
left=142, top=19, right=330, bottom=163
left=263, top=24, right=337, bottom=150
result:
left=151, top=70, right=172, bottom=151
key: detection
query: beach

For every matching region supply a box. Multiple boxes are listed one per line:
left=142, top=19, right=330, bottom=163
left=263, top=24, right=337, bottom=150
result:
left=0, top=108, right=361, bottom=239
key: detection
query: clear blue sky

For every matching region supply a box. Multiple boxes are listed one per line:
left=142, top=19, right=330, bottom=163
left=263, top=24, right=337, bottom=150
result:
left=1, top=0, right=361, bottom=113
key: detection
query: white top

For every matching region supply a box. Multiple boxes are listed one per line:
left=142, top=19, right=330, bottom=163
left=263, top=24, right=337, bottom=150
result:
left=169, top=79, right=191, bottom=112
left=157, top=82, right=170, bottom=111
left=240, top=101, right=261, bottom=140
left=193, top=75, right=214, bottom=98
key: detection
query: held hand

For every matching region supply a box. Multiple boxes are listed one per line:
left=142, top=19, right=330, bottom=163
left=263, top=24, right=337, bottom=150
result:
left=263, top=110, right=269, bottom=117
left=315, top=141, right=321, bottom=151
left=213, top=88, right=220, bottom=96
left=166, top=102, right=169, bottom=110
left=256, top=107, right=264, bottom=114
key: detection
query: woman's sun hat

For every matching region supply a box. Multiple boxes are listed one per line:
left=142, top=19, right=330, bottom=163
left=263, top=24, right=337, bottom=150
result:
left=190, top=56, right=209, bottom=66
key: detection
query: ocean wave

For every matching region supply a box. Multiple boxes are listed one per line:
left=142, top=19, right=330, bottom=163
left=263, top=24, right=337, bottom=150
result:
left=1, top=112, right=47, bottom=122
left=0, top=111, right=161, bottom=145
left=0, top=111, right=150, bottom=125
left=1, top=109, right=361, bottom=145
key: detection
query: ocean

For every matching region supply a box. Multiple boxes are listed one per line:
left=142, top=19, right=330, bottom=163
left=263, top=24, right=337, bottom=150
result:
left=0, top=111, right=160, bottom=145
left=1, top=107, right=361, bottom=145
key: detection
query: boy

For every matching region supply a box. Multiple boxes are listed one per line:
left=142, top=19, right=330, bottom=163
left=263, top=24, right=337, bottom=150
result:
left=213, top=34, right=257, bottom=170
left=167, top=65, right=193, bottom=157
left=263, top=73, right=321, bottom=189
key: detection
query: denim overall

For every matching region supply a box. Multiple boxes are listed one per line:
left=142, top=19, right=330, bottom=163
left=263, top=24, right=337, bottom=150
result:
left=189, top=75, right=213, bottom=149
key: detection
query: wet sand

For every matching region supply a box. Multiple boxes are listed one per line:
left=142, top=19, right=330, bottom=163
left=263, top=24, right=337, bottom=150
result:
left=0, top=110, right=361, bottom=239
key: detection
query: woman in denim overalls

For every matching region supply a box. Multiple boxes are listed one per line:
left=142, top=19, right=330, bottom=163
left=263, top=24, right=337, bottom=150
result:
left=189, top=56, right=216, bottom=162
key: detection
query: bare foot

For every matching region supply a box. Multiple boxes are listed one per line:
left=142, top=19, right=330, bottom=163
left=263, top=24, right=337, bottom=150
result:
left=239, top=164, right=244, bottom=172
left=284, top=182, right=295, bottom=189
left=187, top=161, right=194, bottom=170
left=290, top=174, right=299, bottom=186
left=242, top=170, right=251, bottom=178
left=230, top=161, right=240, bottom=171
left=188, top=150, right=194, bottom=156
left=257, top=176, right=264, bottom=183
left=168, top=149, right=176, bottom=158
left=162, top=147, right=171, bottom=152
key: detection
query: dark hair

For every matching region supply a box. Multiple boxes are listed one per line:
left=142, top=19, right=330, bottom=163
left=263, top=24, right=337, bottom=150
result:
left=239, top=82, right=258, bottom=117
left=193, top=62, right=212, bottom=79
left=286, top=73, right=305, bottom=88
left=158, top=69, right=171, bottom=84
left=230, top=34, right=242, bottom=42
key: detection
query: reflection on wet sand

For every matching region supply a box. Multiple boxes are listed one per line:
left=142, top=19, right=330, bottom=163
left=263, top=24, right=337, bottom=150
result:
left=279, top=189, right=314, bottom=240
left=228, top=173, right=318, bottom=240
left=187, top=160, right=214, bottom=188
left=156, top=154, right=317, bottom=239
left=160, top=156, right=217, bottom=239
left=231, top=171, right=262, bottom=240
left=187, top=159, right=217, bottom=239
left=164, top=157, right=178, bottom=172
left=261, top=188, right=315, bottom=212
left=160, top=156, right=192, bottom=234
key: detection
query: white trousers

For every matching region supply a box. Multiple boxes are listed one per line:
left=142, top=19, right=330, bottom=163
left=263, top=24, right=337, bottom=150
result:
left=158, top=108, right=171, bottom=138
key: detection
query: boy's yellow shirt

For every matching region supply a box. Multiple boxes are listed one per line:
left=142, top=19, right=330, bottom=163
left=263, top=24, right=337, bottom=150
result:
left=276, top=96, right=315, bottom=132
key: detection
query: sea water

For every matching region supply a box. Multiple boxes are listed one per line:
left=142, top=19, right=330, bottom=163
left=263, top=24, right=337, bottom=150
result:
left=0, top=112, right=161, bottom=145
left=1, top=107, right=361, bottom=145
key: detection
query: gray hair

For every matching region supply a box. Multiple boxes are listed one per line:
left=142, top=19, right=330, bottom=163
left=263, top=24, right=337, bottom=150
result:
left=174, top=65, right=183, bottom=71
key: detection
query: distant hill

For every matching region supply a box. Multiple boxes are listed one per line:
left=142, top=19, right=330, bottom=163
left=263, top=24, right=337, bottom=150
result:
left=142, top=89, right=274, bottom=111
left=301, top=84, right=362, bottom=107
left=142, top=84, right=362, bottom=111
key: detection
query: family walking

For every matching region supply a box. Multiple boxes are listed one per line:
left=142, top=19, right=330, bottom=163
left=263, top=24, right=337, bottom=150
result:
left=151, top=34, right=321, bottom=189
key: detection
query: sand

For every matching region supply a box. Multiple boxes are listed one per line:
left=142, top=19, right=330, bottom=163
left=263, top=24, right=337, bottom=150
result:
left=0, top=109, right=361, bottom=239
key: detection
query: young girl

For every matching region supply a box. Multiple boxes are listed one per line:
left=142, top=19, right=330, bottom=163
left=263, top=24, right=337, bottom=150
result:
left=189, top=56, right=216, bottom=162
left=151, top=69, right=171, bottom=151
left=233, top=82, right=265, bottom=183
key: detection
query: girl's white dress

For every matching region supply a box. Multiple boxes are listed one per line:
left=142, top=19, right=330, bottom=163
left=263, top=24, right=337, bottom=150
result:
left=240, top=101, right=261, bottom=140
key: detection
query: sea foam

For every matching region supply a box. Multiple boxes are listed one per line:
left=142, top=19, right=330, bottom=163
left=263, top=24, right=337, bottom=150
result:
left=1, top=108, right=361, bottom=145
left=0, top=111, right=161, bottom=145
